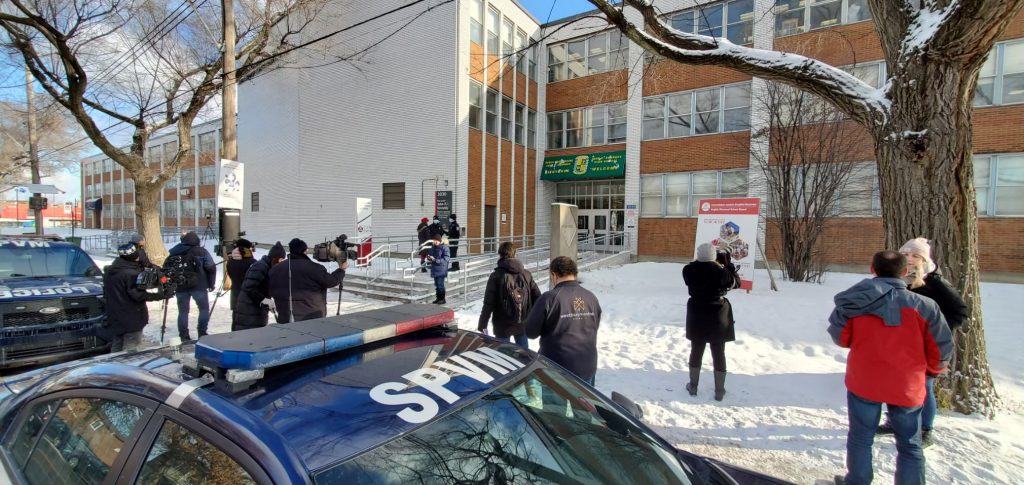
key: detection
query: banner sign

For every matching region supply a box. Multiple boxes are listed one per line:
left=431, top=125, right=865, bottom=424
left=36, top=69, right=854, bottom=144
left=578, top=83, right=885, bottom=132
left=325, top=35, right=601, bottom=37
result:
left=356, top=197, right=372, bottom=242
left=217, top=159, right=244, bottom=210
left=540, top=151, right=625, bottom=181
left=694, top=198, right=761, bottom=291
left=434, top=191, right=453, bottom=221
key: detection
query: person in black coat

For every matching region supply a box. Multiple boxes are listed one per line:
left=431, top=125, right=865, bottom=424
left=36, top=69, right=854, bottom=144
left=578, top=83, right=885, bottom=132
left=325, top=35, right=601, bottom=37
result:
left=268, top=238, right=346, bottom=323
left=428, top=215, right=447, bottom=239
left=226, top=238, right=257, bottom=328
left=478, top=242, right=541, bottom=348
left=682, top=243, right=740, bottom=401
left=167, top=231, right=217, bottom=341
left=101, top=243, right=171, bottom=351
left=130, top=234, right=157, bottom=269
left=447, top=214, right=462, bottom=271
left=233, top=242, right=286, bottom=331
left=417, top=218, right=430, bottom=272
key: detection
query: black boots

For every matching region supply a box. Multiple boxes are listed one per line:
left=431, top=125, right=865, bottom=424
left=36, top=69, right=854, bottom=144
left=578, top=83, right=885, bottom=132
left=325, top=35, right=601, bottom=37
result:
left=714, top=371, right=727, bottom=401
left=451, top=262, right=460, bottom=272
left=686, top=367, right=700, bottom=396
left=432, top=290, right=446, bottom=305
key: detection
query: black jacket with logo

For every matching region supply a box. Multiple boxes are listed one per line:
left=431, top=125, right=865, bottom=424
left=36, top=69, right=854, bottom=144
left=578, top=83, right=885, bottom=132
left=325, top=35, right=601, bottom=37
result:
left=268, top=254, right=344, bottom=322
left=478, top=258, right=542, bottom=338
left=101, top=258, right=166, bottom=339
left=524, top=280, right=602, bottom=380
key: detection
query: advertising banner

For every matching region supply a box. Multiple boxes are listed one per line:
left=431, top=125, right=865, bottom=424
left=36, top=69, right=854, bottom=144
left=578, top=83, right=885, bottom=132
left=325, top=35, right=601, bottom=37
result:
left=434, top=191, right=453, bottom=220
left=540, top=151, right=625, bottom=181
left=356, top=197, right=372, bottom=264
left=217, top=159, right=244, bottom=210
left=694, top=198, right=761, bottom=291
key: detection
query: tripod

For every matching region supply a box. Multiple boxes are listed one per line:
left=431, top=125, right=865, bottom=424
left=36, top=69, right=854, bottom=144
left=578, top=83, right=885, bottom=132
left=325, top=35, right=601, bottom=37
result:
left=201, top=215, right=216, bottom=241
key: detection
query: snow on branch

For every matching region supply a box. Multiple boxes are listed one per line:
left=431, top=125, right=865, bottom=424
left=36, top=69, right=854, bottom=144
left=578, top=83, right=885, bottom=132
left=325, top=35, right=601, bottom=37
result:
left=900, top=1, right=958, bottom=57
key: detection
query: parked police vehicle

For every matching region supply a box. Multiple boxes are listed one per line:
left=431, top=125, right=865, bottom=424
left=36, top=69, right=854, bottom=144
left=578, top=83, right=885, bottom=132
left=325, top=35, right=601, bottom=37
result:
left=0, top=304, right=792, bottom=485
left=0, top=237, right=106, bottom=371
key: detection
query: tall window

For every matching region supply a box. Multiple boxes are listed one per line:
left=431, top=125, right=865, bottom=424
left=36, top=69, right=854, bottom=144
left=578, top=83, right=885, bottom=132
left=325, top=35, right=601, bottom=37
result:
left=501, top=96, right=513, bottom=140
left=641, top=170, right=749, bottom=217
left=975, top=154, right=1024, bottom=216
left=179, top=168, right=195, bottom=188
left=163, top=200, right=177, bottom=219
left=774, top=0, right=872, bottom=36
left=469, top=0, right=483, bottom=45
left=383, top=183, right=406, bottom=209
left=148, top=146, right=162, bottom=166
left=516, top=30, right=528, bottom=73
left=199, top=198, right=215, bottom=218
left=486, top=8, right=500, bottom=55
left=251, top=192, right=260, bottom=212
left=162, top=141, right=178, bottom=166
left=547, top=102, right=628, bottom=149
left=548, top=30, right=628, bottom=82
left=642, top=83, right=751, bottom=140
left=514, top=104, right=525, bottom=144
left=502, top=18, right=514, bottom=62
left=181, top=199, right=196, bottom=219
left=527, top=109, right=537, bottom=149
left=200, top=165, right=217, bottom=185
left=469, top=81, right=483, bottom=130
left=486, top=89, right=498, bottom=135
left=528, top=43, right=538, bottom=80
left=668, top=0, right=754, bottom=44
left=975, top=40, right=1024, bottom=107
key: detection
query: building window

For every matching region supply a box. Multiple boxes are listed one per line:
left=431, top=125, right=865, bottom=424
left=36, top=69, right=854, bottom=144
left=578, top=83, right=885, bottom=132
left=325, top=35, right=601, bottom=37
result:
left=514, top=104, right=525, bottom=145
left=516, top=30, right=528, bottom=73
left=641, top=170, right=749, bottom=217
left=163, top=200, right=177, bottom=219
left=975, top=154, right=1024, bottom=216
left=199, top=198, right=215, bottom=219
left=179, top=168, right=195, bottom=188
left=643, top=83, right=751, bottom=140
left=502, top=18, right=514, bottom=62
left=181, top=199, right=196, bottom=220
left=162, top=142, right=178, bottom=166
left=548, top=30, right=628, bottom=83
left=774, top=0, right=872, bottom=37
left=501, top=96, right=513, bottom=140
left=486, top=8, right=500, bottom=56
left=527, top=109, right=537, bottom=149
left=200, top=165, right=217, bottom=186
left=529, top=43, right=538, bottom=81
left=148, top=146, right=162, bottom=166
left=251, top=192, right=259, bottom=212
left=975, top=40, right=1024, bottom=107
left=383, top=183, right=405, bottom=209
left=469, top=0, right=483, bottom=45
left=667, top=0, right=754, bottom=45
left=198, top=132, right=216, bottom=156
left=104, top=159, right=113, bottom=172
left=547, top=102, right=628, bottom=149
left=469, top=81, right=483, bottom=130
left=486, top=89, right=498, bottom=135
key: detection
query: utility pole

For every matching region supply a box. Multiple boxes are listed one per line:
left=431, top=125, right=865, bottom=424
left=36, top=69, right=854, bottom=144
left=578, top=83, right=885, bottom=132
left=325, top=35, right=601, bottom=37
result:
left=220, top=0, right=237, bottom=289
left=26, top=66, right=43, bottom=235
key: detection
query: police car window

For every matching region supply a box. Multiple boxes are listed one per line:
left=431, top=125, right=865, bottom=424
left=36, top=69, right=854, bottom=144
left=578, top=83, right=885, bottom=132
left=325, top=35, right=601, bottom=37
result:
left=134, top=420, right=255, bottom=485
left=19, top=398, right=146, bottom=485
left=6, top=400, right=60, bottom=469
left=314, top=366, right=697, bottom=485
left=0, top=242, right=99, bottom=279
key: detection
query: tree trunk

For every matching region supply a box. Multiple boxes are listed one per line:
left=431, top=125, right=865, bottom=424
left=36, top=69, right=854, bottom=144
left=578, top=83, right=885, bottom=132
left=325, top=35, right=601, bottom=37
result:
left=134, top=180, right=167, bottom=264
left=874, top=62, right=997, bottom=417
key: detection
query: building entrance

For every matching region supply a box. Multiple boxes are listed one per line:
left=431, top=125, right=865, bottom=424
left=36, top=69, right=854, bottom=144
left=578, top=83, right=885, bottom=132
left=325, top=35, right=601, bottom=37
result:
left=555, top=180, right=626, bottom=251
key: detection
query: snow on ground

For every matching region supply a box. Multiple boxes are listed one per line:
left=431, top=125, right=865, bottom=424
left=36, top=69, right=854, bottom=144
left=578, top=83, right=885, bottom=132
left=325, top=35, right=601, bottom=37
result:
left=106, top=249, right=1023, bottom=485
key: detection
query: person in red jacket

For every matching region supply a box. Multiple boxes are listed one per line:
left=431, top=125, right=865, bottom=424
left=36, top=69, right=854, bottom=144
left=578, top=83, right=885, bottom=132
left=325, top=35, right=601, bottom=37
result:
left=828, top=250, right=953, bottom=485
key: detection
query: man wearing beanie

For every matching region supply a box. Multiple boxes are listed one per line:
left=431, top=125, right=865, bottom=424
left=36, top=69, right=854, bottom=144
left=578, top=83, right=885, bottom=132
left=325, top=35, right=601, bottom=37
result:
left=166, top=231, right=217, bottom=341
left=268, top=238, right=346, bottom=322
left=234, top=242, right=287, bottom=331
left=682, top=242, right=741, bottom=401
left=448, top=213, right=462, bottom=271
left=417, top=217, right=430, bottom=272
left=130, top=233, right=156, bottom=269
left=102, top=243, right=170, bottom=351
left=226, top=238, right=257, bottom=329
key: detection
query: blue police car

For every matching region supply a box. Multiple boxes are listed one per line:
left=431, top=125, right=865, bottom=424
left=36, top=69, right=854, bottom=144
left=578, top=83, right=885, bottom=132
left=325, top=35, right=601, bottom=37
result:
left=0, top=304, right=793, bottom=485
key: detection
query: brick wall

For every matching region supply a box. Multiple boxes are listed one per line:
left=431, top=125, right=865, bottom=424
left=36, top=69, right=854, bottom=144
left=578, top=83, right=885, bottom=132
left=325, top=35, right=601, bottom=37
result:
left=638, top=218, right=697, bottom=258
left=974, top=105, right=1024, bottom=154
left=642, top=62, right=751, bottom=97
left=546, top=70, right=629, bottom=112
left=774, top=20, right=885, bottom=65
left=641, top=133, right=750, bottom=174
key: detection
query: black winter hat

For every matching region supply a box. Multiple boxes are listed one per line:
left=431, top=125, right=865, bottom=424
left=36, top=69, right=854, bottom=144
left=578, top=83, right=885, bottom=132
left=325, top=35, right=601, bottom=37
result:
left=449, top=214, right=456, bottom=220
left=117, top=243, right=139, bottom=260
left=180, top=231, right=200, bottom=246
left=269, top=241, right=286, bottom=260
left=288, top=238, right=308, bottom=255
left=234, top=238, right=254, bottom=249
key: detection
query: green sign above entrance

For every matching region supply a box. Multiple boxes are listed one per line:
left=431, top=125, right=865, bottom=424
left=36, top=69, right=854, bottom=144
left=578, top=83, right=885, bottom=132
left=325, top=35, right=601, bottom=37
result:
left=541, top=151, right=626, bottom=181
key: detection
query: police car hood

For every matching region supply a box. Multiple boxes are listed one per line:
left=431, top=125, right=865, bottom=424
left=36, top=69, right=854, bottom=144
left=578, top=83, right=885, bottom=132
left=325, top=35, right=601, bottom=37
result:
left=0, top=275, right=103, bottom=301
left=223, top=330, right=536, bottom=473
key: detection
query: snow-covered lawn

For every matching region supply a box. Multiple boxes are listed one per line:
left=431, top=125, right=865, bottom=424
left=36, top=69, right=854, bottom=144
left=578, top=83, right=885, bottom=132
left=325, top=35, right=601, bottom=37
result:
left=127, top=257, right=1023, bottom=484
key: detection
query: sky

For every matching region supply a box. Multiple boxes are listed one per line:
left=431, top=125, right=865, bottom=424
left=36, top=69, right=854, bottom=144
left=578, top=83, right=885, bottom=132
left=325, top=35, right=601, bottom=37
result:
left=516, top=0, right=596, bottom=23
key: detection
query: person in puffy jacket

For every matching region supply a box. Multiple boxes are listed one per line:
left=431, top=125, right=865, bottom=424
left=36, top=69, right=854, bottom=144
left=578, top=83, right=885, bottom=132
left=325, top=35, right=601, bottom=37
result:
left=425, top=233, right=450, bottom=304
left=167, top=231, right=216, bottom=341
left=226, top=238, right=257, bottom=329
left=682, top=243, right=740, bottom=401
left=478, top=242, right=541, bottom=348
left=233, top=242, right=286, bottom=331
left=101, top=243, right=172, bottom=351
left=828, top=250, right=954, bottom=485
left=268, top=238, right=346, bottom=322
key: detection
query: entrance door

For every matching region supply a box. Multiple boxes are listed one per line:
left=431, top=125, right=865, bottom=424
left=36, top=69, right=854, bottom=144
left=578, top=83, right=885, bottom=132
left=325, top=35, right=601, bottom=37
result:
left=577, top=209, right=625, bottom=251
left=484, top=205, right=497, bottom=253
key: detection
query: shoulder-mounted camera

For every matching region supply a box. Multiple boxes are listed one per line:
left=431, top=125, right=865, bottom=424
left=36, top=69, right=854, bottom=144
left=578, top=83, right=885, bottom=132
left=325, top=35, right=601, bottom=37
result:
left=313, top=234, right=359, bottom=263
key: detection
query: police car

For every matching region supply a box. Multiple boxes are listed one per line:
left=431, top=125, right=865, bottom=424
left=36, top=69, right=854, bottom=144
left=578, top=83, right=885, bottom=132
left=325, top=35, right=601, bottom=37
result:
left=0, top=237, right=106, bottom=370
left=0, top=304, right=792, bottom=485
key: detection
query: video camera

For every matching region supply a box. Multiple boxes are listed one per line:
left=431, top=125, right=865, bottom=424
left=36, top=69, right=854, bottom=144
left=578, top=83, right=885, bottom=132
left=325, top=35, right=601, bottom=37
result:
left=136, top=267, right=175, bottom=296
left=214, top=231, right=251, bottom=257
left=313, top=234, right=359, bottom=263
left=715, top=247, right=732, bottom=267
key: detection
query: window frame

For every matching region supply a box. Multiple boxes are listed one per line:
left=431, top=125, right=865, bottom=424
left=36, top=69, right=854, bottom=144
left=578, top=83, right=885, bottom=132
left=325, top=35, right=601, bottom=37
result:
left=546, top=102, right=629, bottom=150
left=500, top=96, right=513, bottom=141
left=640, top=169, right=749, bottom=217
left=382, top=182, right=406, bottom=210
left=469, top=81, right=483, bottom=130
left=485, top=89, right=499, bottom=135
left=486, top=7, right=500, bottom=56
left=975, top=153, right=1024, bottom=216
left=468, top=0, right=483, bottom=45
left=251, top=192, right=260, bottom=212
left=527, top=109, right=537, bottom=149
left=773, top=0, right=873, bottom=37
left=974, top=39, right=1024, bottom=108
left=642, top=82, right=751, bottom=140
left=546, top=29, right=629, bottom=83
left=666, top=0, right=754, bottom=45
left=514, top=104, right=525, bottom=145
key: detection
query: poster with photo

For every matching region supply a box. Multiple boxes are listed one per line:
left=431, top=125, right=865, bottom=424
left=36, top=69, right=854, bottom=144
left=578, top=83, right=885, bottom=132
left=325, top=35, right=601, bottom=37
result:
left=694, top=198, right=761, bottom=291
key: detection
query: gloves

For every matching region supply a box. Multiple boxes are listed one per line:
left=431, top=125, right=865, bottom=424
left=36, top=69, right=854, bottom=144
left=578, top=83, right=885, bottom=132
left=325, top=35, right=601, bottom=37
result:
left=340, top=260, right=349, bottom=270
left=426, top=255, right=436, bottom=263
left=262, top=298, right=276, bottom=311
left=230, top=248, right=243, bottom=260
left=328, top=242, right=344, bottom=262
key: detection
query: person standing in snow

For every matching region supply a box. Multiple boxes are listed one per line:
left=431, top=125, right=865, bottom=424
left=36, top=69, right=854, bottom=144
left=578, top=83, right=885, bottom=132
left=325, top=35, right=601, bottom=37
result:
left=682, top=243, right=741, bottom=401
left=828, top=250, right=954, bottom=485
left=524, top=256, right=602, bottom=385
left=428, top=215, right=447, bottom=239
left=877, top=238, right=967, bottom=447
left=233, top=242, right=286, bottom=331
left=478, top=242, right=542, bottom=348
left=417, top=217, right=430, bottom=272
left=268, top=238, right=347, bottom=322
left=166, top=231, right=217, bottom=341
left=101, top=243, right=174, bottom=351
left=226, top=238, right=257, bottom=329
left=425, top=232, right=450, bottom=304
left=448, top=214, right=462, bottom=271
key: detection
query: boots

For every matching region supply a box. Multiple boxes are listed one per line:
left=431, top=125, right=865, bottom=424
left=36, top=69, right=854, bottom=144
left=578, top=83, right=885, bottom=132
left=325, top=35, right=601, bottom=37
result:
left=432, top=290, right=446, bottom=305
left=431, top=290, right=441, bottom=304
left=686, top=367, right=700, bottom=396
left=714, top=371, right=727, bottom=401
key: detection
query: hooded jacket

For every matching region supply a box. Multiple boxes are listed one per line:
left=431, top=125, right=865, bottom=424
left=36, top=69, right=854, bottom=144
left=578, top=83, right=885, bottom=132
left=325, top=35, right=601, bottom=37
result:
left=525, top=280, right=602, bottom=381
left=167, top=232, right=217, bottom=291
left=478, top=258, right=542, bottom=337
left=416, top=222, right=430, bottom=244
left=268, top=253, right=345, bottom=322
left=828, top=277, right=954, bottom=407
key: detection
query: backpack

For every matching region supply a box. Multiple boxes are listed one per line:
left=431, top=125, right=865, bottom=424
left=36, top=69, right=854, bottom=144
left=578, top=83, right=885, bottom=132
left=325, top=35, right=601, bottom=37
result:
left=500, top=271, right=531, bottom=323
left=163, top=251, right=200, bottom=290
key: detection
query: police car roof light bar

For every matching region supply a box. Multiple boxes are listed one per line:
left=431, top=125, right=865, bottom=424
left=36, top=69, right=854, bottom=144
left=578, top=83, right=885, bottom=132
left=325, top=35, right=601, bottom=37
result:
left=194, top=304, right=454, bottom=372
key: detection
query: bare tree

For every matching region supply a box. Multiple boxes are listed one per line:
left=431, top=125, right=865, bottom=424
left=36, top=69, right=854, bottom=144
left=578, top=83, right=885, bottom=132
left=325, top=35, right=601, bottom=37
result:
left=0, top=97, right=83, bottom=188
left=0, top=0, right=330, bottom=261
left=752, top=81, right=869, bottom=283
left=586, top=0, right=1024, bottom=415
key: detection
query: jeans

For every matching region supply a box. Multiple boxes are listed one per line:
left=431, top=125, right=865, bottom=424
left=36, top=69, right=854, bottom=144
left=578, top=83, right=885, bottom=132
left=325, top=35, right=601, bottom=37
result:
left=845, top=392, right=925, bottom=485
left=496, top=334, right=529, bottom=350
left=433, top=276, right=446, bottom=292
left=688, top=340, right=727, bottom=372
left=176, top=289, right=210, bottom=340
left=921, top=377, right=936, bottom=431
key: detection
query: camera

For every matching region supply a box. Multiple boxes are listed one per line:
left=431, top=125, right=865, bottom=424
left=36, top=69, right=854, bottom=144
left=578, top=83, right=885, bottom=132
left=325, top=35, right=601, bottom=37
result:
left=715, top=247, right=732, bottom=266
left=136, top=268, right=174, bottom=295
left=313, top=234, right=359, bottom=263
left=214, top=232, right=250, bottom=256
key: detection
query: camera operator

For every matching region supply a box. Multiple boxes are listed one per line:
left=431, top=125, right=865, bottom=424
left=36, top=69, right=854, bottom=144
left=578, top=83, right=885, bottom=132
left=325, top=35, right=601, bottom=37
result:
left=268, top=238, right=347, bottom=322
left=682, top=243, right=742, bottom=401
left=101, top=243, right=174, bottom=352
left=233, top=242, right=286, bottom=331
left=130, top=234, right=157, bottom=269
left=226, top=238, right=257, bottom=329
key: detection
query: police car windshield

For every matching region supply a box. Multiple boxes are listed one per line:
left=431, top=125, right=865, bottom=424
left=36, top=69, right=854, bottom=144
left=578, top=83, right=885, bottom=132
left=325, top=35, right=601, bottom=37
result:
left=0, top=242, right=99, bottom=279
left=315, top=365, right=701, bottom=485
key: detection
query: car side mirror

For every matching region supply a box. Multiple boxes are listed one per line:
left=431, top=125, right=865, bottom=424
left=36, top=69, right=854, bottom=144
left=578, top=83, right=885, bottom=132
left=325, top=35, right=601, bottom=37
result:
left=611, top=391, right=643, bottom=421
